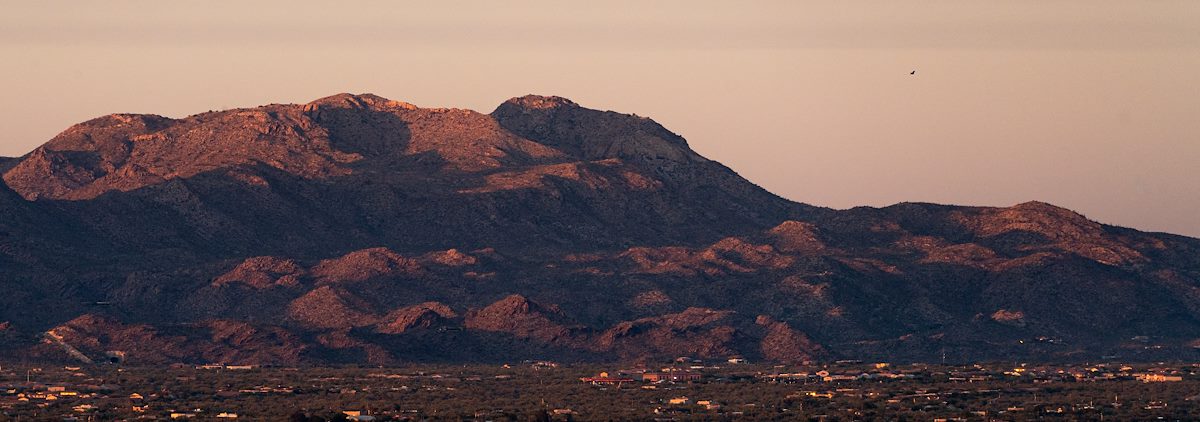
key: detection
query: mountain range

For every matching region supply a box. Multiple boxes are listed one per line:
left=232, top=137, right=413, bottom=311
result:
left=1, top=93, right=1198, bottom=365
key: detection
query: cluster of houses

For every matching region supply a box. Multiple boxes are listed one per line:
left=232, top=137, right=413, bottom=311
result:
left=0, top=380, right=246, bottom=419
left=581, top=360, right=1197, bottom=388
left=999, top=363, right=1189, bottom=383
left=580, top=356, right=760, bottom=386
left=0, top=365, right=267, bottom=419
left=581, top=368, right=704, bottom=386
left=758, top=362, right=1194, bottom=385
left=662, top=396, right=721, bottom=410
left=762, top=363, right=917, bottom=384
left=4, top=360, right=1200, bottom=420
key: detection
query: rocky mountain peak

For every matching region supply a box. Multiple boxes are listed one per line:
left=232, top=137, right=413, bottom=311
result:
left=499, top=95, right=579, bottom=110
left=304, top=93, right=418, bottom=112
left=491, top=94, right=704, bottom=164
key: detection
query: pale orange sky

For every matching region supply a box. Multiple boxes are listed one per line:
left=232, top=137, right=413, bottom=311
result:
left=2, top=1, right=1198, bottom=236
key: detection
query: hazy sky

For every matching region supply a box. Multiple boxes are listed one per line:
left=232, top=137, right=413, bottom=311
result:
left=2, top=1, right=1197, bottom=237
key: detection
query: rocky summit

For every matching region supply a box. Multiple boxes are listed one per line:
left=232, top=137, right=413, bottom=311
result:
left=1, top=93, right=1198, bottom=366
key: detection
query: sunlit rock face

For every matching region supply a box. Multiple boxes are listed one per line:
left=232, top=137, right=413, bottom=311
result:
left=1, top=93, right=1199, bottom=365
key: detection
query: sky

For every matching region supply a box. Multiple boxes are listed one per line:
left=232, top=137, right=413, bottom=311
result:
left=1, top=1, right=1198, bottom=237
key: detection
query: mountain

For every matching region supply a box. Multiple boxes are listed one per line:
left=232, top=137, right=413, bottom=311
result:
left=1, top=93, right=1198, bottom=365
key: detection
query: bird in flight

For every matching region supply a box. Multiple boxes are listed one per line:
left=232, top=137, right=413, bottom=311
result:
left=910, top=70, right=916, bottom=75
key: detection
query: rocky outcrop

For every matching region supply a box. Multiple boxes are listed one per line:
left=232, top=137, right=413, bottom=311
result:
left=33, top=315, right=306, bottom=365
left=376, top=302, right=458, bottom=334
left=596, top=308, right=739, bottom=359
left=954, top=201, right=1146, bottom=266
left=768, top=220, right=828, bottom=254
left=315, top=329, right=394, bottom=365
left=3, top=109, right=357, bottom=201
left=311, top=247, right=422, bottom=284
left=620, top=238, right=794, bottom=277
left=464, top=295, right=581, bottom=345
left=492, top=95, right=705, bottom=165
left=629, top=290, right=674, bottom=310
left=756, top=315, right=823, bottom=363
left=212, top=256, right=305, bottom=288
left=990, top=309, right=1027, bottom=327
left=202, top=320, right=308, bottom=365
left=420, top=249, right=477, bottom=267
left=285, top=286, right=379, bottom=329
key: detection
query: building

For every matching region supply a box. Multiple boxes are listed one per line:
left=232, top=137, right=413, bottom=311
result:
left=580, top=372, right=636, bottom=386
left=1138, top=374, right=1183, bottom=382
left=342, top=411, right=376, bottom=421
left=643, top=370, right=702, bottom=382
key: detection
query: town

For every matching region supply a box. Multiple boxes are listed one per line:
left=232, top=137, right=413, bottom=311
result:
left=2, top=359, right=1200, bottom=420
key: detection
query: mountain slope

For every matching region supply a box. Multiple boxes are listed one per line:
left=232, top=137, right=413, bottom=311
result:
left=1, top=93, right=1197, bottom=365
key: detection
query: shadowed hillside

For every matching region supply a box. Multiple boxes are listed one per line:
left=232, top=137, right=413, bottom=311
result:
left=2, top=94, right=1198, bottom=365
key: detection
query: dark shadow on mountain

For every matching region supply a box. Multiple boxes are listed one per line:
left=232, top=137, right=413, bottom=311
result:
left=308, top=106, right=413, bottom=157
